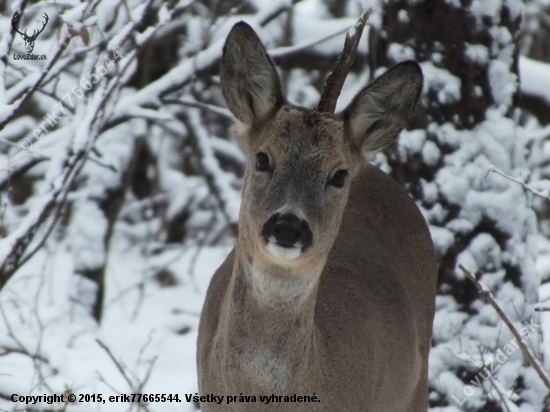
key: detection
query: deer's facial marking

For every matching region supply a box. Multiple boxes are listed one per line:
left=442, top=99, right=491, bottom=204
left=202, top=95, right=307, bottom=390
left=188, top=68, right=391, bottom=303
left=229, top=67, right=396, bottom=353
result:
left=239, top=107, right=357, bottom=267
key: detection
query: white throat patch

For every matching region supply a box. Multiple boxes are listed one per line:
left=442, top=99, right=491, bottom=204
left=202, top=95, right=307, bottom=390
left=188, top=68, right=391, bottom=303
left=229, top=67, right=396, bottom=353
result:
left=249, top=261, right=318, bottom=307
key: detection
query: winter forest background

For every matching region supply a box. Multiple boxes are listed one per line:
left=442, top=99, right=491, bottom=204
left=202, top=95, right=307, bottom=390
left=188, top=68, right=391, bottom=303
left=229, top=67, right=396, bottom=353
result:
left=1, top=0, right=550, bottom=410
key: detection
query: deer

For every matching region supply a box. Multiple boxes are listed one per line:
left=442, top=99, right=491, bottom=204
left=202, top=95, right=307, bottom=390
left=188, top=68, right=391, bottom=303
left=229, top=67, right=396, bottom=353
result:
left=197, top=21, right=438, bottom=412
left=11, top=11, right=49, bottom=54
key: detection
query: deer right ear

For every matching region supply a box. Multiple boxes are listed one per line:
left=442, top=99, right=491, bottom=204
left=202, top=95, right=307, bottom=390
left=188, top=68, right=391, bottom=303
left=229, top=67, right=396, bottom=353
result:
left=220, top=22, right=284, bottom=127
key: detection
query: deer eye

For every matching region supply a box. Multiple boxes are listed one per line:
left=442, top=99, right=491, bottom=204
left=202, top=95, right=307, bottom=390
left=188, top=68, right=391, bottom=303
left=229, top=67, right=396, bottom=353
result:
left=255, top=153, right=270, bottom=172
left=329, top=170, right=348, bottom=188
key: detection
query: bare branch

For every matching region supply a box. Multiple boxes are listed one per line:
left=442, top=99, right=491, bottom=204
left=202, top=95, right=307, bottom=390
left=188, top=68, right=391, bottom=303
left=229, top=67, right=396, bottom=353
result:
left=317, top=9, right=372, bottom=113
left=0, top=154, right=48, bottom=192
left=96, top=339, right=154, bottom=412
left=489, top=165, right=550, bottom=201
left=96, top=339, right=136, bottom=389
left=459, top=264, right=550, bottom=390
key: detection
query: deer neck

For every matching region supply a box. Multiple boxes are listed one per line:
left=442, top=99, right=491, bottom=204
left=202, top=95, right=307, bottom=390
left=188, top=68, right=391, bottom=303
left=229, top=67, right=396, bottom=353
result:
left=218, top=242, right=324, bottom=391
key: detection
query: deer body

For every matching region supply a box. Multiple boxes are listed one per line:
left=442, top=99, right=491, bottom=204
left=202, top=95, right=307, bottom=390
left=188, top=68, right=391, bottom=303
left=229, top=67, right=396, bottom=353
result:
left=197, top=22, right=438, bottom=412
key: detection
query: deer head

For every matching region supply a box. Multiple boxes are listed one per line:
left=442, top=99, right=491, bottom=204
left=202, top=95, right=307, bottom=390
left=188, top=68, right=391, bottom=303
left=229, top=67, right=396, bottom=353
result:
left=220, top=22, right=423, bottom=272
left=11, top=11, right=49, bottom=54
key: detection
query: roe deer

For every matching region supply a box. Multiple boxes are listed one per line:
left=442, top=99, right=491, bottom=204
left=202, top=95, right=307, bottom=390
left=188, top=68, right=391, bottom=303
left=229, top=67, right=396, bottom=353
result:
left=197, top=21, right=438, bottom=412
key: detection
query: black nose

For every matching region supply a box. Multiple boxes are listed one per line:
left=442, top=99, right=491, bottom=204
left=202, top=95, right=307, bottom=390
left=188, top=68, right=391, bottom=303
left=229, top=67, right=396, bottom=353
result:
left=261, top=213, right=313, bottom=249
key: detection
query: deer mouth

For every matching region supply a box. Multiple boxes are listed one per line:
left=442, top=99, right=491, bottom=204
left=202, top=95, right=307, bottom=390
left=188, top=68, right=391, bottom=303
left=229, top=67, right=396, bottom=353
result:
left=265, top=239, right=303, bottom=260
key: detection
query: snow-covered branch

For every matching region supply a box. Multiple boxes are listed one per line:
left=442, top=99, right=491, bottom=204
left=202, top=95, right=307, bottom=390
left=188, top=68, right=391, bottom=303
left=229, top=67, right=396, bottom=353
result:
left=184, top=110, right=240, bottom=234
left=519, top=56, right=550, bottom=106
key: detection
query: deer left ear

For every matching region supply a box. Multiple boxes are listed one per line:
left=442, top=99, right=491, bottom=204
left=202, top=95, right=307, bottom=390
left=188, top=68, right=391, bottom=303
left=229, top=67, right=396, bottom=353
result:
left=342, top=61, right=423, bottom=156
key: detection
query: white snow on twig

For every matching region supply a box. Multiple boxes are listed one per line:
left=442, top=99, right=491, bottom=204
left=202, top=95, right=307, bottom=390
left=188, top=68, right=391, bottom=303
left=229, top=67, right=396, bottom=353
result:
left=187, top=110, right=240, bottom=225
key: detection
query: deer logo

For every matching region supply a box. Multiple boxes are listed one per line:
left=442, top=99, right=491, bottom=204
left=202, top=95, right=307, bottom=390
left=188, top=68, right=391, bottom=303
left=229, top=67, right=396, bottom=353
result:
left=11, top=11, right=49, bottom=54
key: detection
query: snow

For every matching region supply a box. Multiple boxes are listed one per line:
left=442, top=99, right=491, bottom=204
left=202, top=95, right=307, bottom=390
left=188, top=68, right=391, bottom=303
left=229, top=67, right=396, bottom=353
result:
left=69, top=201, right=107, bottom=270
left=464, top=43, right=489, bottom=64
left=469, top=233, right=502, bottom=271
left=420, top=179, right=439, bottom=205
left=187, top=110, right=240, bottom=225
left=429, top=225, right=455, bottom=256
left=489, top=60, right=517, bottom=112
left=470, top=0, right=504, bottom=23
left=397, top=129, right=426, bottom=161
left=421, top=140, right=440, bottom=166
left=446, top=218, right=474, bottom=235
left=60, top=3, right=87, bottom=25
left=432, top=308, right=468, bottom=344
left=397, top=9, right=409, bottom=23
left=2, top=1, right=550, bottom=411
left=0, top=244, right=230, bottom=411
left=420, top=62, right=462, bottom=105
left=520, top=56, right=550, bottom=105
left=388, top=43, right=416, bottom=63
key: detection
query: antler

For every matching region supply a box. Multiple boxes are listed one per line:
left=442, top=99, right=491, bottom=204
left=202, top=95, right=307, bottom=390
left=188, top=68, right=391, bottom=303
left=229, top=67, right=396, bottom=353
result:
left=27, top=13, right=49, bottom=40
left=317, top=9, right=372, bottom=113
left=11, top=10, right=25, bottom=36
left=37, top=13, right=49, bottom=36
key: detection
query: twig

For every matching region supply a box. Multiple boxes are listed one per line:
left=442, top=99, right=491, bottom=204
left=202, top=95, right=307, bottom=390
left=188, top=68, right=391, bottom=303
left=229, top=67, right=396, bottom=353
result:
left=458, top=264, right=550, bottom=390
left=96, top=370, right=121, bottom=394
left=163, top=97, right=232, bottom=119
left=0, top=303, right=55, bottom=394
left=137, top=355, right=158, bottom=393
left=317, top=8, right=372, bottom=113
left=269, top=24, right=351, bottom=59
left=0, top=32, right=71, bottom=130
left=535, top=302, right=550, bottom=312
left=108, top=13, right=351, bottom=126
left=488, top=165, right=550, bottom=201
left=257, top=0, right=302, bottom=26
left=96, top=339, right=136, bottom=389
left=0, top=346, right=48, bottom=363
left=96, top=339, right=153, bottom=411
left=472, top=345, right=514, bottom=412
left=0, top=9, right=154, bottom=286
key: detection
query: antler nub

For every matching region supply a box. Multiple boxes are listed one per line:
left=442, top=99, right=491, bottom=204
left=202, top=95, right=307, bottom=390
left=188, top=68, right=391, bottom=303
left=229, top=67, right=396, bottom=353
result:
left=317, top=8, right=372, bottom=113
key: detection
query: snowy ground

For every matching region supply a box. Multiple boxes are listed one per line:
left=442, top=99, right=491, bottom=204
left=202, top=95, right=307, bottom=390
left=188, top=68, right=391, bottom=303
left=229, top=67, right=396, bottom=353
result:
left=1, top=234, right=550, bottom=412
left=0, top=235, right=232, bottom=411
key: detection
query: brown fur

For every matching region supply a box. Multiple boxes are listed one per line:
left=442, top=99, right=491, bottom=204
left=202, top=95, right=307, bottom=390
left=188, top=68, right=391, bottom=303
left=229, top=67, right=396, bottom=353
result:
left=196, top=21, right=438, bottom=412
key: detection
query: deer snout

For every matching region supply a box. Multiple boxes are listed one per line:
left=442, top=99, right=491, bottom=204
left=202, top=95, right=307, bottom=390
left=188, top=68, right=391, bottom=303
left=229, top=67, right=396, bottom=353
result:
left=262, top=213, right=312, bottom=251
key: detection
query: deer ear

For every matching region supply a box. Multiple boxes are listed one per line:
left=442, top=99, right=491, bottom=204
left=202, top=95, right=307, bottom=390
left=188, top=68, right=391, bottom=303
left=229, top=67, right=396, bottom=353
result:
left=220, top=22, right=284, bottom=127
left=342, top=61, right=423, bottom=156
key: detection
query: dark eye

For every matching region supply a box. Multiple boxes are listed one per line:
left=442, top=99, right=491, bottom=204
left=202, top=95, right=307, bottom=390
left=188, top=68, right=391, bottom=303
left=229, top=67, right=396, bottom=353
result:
left=329, top=170, right=348, bottom=188
left=256, top=152, right=270, bottom=171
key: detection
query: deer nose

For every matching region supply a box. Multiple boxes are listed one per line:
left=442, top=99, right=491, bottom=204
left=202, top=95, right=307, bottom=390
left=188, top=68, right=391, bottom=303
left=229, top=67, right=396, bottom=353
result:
left=262, top=213, right=313, bottom=249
